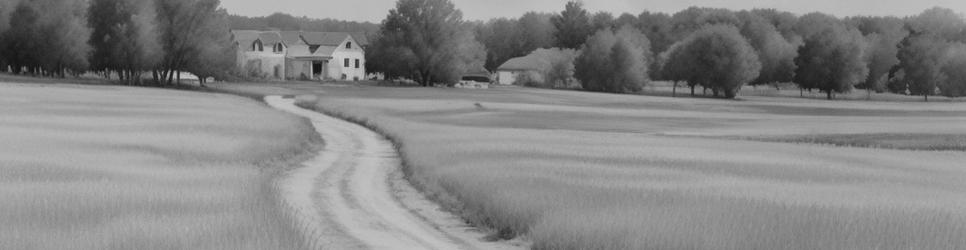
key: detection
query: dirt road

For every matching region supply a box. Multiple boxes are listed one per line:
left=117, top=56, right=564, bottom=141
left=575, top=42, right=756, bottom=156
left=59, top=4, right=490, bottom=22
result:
left=265, top=96, right=523, bottom=250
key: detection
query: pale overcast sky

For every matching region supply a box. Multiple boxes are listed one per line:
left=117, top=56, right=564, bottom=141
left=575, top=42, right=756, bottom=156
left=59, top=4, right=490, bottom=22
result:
left=220, top=0, right=966, bottom=23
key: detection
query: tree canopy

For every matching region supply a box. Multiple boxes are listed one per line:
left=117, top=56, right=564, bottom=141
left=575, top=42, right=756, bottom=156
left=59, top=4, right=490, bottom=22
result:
left=1, top=0, right=91, bottom=76
left=88, top=0, right=160, bottom=84
left=661, top=24, right=761, bottom=98
left=794, top=20, right=869, bottom=99
left=552, top=1, right=592, bottom=49
left=367, top=0, right=485, bottom=86
left=574, top=26, right=650, bottom=93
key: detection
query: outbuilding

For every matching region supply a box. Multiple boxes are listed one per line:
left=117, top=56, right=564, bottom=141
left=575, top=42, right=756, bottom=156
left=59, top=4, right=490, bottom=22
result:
left=495, top=56, right=540, bottom=85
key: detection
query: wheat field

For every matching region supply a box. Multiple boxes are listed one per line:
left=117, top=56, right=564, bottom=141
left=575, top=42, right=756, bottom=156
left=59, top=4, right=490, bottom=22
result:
left=210, top=82, right=966, bottom=249
left=0, top=82, right=320, bottom=249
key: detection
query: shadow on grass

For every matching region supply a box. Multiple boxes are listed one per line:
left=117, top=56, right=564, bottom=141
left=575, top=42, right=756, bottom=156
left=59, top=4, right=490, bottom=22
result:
left=698, top=133, right=966, bottom=151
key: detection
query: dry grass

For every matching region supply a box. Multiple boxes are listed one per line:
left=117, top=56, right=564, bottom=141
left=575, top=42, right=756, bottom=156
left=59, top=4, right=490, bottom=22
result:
left=0, top=82, right=321, bottom=249
left=217, top=82, right=966, bottom=249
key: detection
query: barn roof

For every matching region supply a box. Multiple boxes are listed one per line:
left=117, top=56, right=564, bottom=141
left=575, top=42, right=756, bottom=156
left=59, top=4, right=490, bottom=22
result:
left=497, top=56, right=541, bottom=71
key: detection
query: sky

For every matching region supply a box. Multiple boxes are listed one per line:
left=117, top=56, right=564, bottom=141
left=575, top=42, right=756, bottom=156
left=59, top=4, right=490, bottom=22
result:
left=220, top=0, right=966, bottom=23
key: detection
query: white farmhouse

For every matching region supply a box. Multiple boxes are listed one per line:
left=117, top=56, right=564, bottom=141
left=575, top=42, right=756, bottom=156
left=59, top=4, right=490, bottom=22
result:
left=232, top=30, right=287, bottom=80
left=232, top=30, right=368, bottom=81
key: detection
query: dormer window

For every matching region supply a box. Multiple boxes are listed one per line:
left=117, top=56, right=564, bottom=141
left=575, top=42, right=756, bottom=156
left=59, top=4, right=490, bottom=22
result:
left=346, top=42, right=352, bottom=49
left=252, top=40, right=263, bottom=52
left=274, top=44, right=284, bottom=53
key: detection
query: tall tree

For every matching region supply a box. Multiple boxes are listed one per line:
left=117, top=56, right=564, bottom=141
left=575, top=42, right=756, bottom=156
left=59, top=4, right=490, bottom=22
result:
left=153, top=0, right=230, bottom=85
left=660, top=24, right=760, bottom=98
left=670, top=7, right=740, bottom=40
left=517, top=12, right=556, bottom=53
left=475, top=18, right=523, bottom=70
left=895, top=7, right=965, bottom=101
left=636, top=11, right=673, bottom=77
left=794, top=21, right=869, bottom=100
left=737, top=11, right=798, bottom=87
left=907, top=7, right=965, bottom=42
left=751, top=8, right=800, bottom=41
left=369, top=0, right=483, bottom=86
left=574, top=27, right=650, bottom=93
left=185, top=8, right=235, bottom=87
left=615, top=13, right=637, bottom=28
left=88, top=0, right=160, bottom=84
left=551, top=1, right=591, bottom=49
left=940, top=43, right=966, bottom=97
left=1, top=0, right=90, bottom=76
left=0, top=0, right=15, bottom=71
left=898, top=35, right=947, bottom=101
left=590, top=11, right=615, bottom=31
left=847, top=16, right=907, bottom=97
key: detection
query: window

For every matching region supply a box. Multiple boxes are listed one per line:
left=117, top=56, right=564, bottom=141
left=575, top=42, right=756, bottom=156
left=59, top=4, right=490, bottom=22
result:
left=344, top=58, right=350, bottom=67
left=252, top=41, right=263, bottom=52
left=346, top=42, right=352, bottom=49
left=355, top=59, right=360, bottom=69
left=275, top=44, right=283, bottom=53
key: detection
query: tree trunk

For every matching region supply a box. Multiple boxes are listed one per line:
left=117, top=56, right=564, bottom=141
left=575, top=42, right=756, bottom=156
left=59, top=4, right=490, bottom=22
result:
left=166, top=69, right=174, bottom=85
left=924, top=94, right=928, bottom=102
left=690, top=85, right=695, bottom=96
left=672, top=81, right=677, bottom=97
left=176, top=71, right=181, bottom=85
left=827, top=90, right=833, bottom=100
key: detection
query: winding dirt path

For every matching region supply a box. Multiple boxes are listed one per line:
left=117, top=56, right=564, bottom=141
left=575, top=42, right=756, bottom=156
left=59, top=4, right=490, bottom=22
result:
left=266, top=96, right=524, bottom=250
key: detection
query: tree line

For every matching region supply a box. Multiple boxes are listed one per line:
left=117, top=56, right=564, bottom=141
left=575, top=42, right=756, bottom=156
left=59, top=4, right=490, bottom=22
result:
left=228, top=12, right=380, bottom=35
left=366, top=0, right=966, bottom=100
left=0, top=0, right=234, bottom=86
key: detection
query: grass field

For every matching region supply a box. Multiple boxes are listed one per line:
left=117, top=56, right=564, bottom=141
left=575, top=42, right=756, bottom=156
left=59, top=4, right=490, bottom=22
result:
left=0, top=82, right=320, bottom=249
left=217, top=82, right=966, bottom=249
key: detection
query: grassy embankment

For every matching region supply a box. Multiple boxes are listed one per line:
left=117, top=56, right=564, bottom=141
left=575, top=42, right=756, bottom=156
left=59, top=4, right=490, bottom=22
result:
left=218, top=82, right=966, bottom=249
left=0, top=82, right=321, bottom=249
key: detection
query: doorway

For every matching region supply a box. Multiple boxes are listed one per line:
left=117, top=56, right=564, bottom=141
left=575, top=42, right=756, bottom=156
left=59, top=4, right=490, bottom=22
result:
left=312, top=62, right=323, bottom=79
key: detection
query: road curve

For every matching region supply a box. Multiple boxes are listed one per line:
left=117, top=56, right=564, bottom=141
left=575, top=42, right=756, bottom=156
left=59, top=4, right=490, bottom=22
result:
left=265, top=96, right=524, bottom=250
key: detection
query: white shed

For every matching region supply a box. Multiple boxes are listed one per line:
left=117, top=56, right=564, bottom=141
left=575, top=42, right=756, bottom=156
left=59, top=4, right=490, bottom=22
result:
left=496, top=56, right=540, bottom=85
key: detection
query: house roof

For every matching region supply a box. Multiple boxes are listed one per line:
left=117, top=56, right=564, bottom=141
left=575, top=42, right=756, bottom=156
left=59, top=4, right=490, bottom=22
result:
left=301, top=32, right=353, bottom=46
left=497, top=56, right=542, bottom=71
left=349, top=32, right=369, bottom=46
left=286, top=44, right=312, bottom=57
left=312, top=45, right=338, bottom=57
left=463, top=66, right=491, bottom=78
left=258, top=32, right=283, bottom=45
left=286, top=44, right=330, bottom=59
left=231, top=30, right=261, bottom=49
left=232, top=30, right=285, bottom=51
left=278, top=31, right=303, bottom=44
